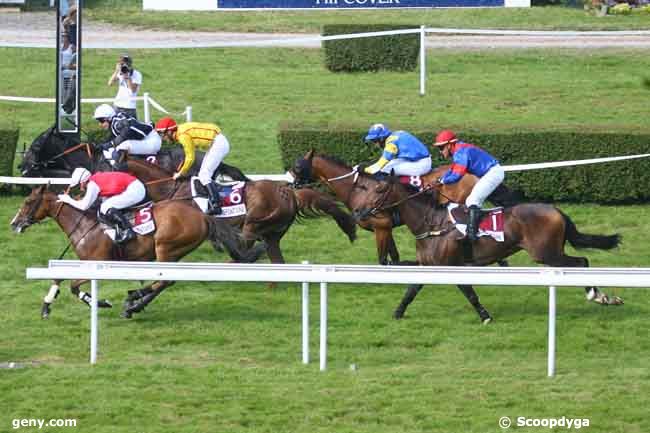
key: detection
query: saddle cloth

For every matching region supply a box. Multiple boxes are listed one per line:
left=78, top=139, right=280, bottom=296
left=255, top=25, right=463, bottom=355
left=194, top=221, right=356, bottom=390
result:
left=447, top=203, right=505, bottom=242
left=398, top=175, right=426, bottom=191
left=100, top=205, right=156, bottom=241
left=190, top=176, right=247, bottom=218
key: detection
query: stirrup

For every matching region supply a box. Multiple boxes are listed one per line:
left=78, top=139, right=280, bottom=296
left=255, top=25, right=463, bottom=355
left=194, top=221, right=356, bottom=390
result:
left=206, top=203, right=222, bottom=215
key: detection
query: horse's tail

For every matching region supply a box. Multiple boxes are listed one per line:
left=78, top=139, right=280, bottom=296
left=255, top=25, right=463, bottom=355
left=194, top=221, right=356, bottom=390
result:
left=294, top=188, right=357, bottom=243
left=205, top=216, right=265, bottom=263
left=561, top=210, right=621, bottom=250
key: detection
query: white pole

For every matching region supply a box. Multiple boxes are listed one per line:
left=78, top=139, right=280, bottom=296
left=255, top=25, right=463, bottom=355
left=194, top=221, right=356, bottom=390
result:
left=143, top=92, right=151, bottom=124
left=186, top=106, right=192, bottom=122
left=319, top=282, right=328, bottom=371
left=419, top=25, right=426, bottom=96
left=90, top=279, right=98, bottom=365
left=548, top=286, right=556, bottom=377
left=302, top=260, right=309, bottom=364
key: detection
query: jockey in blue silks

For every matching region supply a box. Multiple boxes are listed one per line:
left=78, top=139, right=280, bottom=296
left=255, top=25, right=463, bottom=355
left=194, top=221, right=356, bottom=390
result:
left=433, top=129, right=505, bottom=242
left=362, top=123, right=432, bottom=177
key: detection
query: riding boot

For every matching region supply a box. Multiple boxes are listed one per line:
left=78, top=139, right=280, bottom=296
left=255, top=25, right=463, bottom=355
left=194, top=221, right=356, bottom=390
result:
left=205, top=182, right=223, bottom=215
left=105, top=208, right=135, bottom=243
left=467, top=205, right=481, bottom=242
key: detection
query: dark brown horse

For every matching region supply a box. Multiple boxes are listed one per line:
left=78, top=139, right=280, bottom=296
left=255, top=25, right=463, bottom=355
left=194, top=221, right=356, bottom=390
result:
left=124, top=158, right=357, bottom=265
left=356, top=176, right=623, bottom=322
left=11, top=185, right=250, bottom=319
left=291, top=150, right=520, bottom=265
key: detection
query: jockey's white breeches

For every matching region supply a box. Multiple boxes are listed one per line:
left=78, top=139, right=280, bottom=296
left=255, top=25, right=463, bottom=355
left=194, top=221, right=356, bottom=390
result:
left=115, top=130, right=162, bottom=155
left=380, top=156, right=432, bottom=177
left=99, top=181, right=146, bottom=214
left=198, top=134, right=231, bottom=186
left=466, top=164, right=505, bottom=208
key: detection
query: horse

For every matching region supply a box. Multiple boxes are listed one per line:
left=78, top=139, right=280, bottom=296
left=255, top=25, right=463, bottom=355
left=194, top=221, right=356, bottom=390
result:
left=11, top=185, right=257, bottom=319
left=355, top=175, right=624, bottom=322
left=291, top=150, right=522, bottom=265
left=19, top=126, right=247, bottom=182
left=124, top=158, right=357, bottom=265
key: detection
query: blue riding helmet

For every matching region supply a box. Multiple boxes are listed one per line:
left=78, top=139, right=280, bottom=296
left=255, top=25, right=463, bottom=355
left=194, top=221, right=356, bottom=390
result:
left=364, top=123, right=392, bottom=142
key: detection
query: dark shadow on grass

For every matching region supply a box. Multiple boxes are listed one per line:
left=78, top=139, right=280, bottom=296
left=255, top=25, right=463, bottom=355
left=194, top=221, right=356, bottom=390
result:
left=119, top=303, right=286, bottom=324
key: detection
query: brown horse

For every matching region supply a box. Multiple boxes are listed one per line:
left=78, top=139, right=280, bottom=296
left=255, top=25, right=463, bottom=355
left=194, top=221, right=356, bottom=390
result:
left=356, top=176, right=623, bottom=322
left=124, top=158, right=357, bottom=265
left=290, top=151, right=520, bottom=265
left=11, top=185, right=250, bottom=319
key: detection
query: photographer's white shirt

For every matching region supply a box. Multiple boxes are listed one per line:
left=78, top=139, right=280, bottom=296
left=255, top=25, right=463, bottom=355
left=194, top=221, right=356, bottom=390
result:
left=114, top=69, right=142, bottom=110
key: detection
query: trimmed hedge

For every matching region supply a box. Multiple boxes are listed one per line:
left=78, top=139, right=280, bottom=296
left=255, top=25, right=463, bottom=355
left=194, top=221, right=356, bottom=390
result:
left=277, top=123, right=650, bottom=204
left=323, top=25, right=420, bottom=73
left=0, top=128, right=19, bottom=194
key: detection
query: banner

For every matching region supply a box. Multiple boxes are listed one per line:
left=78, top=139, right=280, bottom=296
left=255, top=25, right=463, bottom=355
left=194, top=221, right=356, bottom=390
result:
left=218, top=0, right=503, bottom=7
left=143, top=0, right=504, bottom=10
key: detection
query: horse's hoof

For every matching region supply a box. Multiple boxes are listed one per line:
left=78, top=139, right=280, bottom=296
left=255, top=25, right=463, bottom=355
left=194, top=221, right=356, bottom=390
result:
left=41, top=304, right=51, bottom=320
left=609, top=296, right=624, bottom=305
left=98, top=299, right=113, bottom=309
left=120, top=310, right=132, bottom=319
left=393, top=309, right=405, bottom=320
left=481, top=317, right=493, bottom=325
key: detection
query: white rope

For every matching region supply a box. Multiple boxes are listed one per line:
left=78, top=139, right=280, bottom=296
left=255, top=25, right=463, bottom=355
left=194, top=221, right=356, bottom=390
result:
left=502, top=153, right=650, bottom=172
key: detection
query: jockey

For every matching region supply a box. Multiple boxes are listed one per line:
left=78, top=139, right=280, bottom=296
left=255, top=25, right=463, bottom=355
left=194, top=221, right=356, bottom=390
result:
left=155, top=116, right=230, bottom=215
left=57, top=167, right=146, bottom=243
left=362, top=123, right=431, bottom=177
left=433, top=129, right=505, bottom=242
left=94, top=104, right=161, bottom=168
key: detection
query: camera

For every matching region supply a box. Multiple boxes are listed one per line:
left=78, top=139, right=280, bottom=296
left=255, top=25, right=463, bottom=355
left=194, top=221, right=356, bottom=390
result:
left=120, top=63, right=132, bottom=75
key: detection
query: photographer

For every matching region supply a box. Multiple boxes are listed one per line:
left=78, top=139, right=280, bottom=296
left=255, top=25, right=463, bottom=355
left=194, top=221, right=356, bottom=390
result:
left=108, top=54, right=142, bottom=119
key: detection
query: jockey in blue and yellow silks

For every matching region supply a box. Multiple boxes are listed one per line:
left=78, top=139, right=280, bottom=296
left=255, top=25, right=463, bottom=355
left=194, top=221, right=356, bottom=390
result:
left=362, top=124, right=432, bottom=177
left=434, top=129, right=505, bottom=242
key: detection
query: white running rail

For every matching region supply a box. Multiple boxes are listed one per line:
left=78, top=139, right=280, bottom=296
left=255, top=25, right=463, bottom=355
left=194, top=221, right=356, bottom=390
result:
left=26, top=260, right=650, bottom=374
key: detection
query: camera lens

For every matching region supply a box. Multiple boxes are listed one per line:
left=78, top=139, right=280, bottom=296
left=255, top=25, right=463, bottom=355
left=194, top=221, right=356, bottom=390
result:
left=120, top=65, right=129, bottom=74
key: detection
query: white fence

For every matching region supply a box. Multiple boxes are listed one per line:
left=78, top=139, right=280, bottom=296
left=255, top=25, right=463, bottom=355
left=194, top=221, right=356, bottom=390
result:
left=26, top=260, right=650, bottom=375
left=0, top=92, right=190, bottom=125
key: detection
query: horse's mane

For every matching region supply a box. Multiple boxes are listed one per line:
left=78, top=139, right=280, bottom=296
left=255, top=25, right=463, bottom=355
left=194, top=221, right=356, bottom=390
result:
left=317, top=153, right=352, bottom=169
left=128, top=157, right=174, bottom=178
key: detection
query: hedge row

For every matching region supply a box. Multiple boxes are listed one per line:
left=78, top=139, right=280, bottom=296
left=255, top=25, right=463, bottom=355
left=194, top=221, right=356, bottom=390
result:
left=0, top=128, right=20, bottom=194
left=322, top=25, right=420, bottom=73
left=277, top=124, right=650, bottom=204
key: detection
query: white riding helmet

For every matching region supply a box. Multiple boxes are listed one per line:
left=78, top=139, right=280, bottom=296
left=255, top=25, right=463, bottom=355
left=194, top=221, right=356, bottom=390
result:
left=70, top=167, right=91, bottom=187
left=93, top=104, right=115, bottom=121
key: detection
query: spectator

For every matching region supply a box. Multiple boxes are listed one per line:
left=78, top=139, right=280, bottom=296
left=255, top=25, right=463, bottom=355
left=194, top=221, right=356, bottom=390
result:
left=60, top=34, right=77, bottom=115
left=62, top=4, right=77, bottom=47
left=108, top=53, right=142, bottom=119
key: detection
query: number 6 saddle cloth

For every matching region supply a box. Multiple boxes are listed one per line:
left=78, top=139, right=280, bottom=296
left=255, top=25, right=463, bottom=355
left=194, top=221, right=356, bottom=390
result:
left=190, top=177, right=247, bottom=218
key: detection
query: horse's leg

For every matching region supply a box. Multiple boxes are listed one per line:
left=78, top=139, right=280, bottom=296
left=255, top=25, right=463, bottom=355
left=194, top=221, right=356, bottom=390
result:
left=387, top=234, right=401, bottom=265
left=374, top=229, right=401, bottom=266
left=123, top=283, right=156, bottom=313
left=41, top=279, right=63, bottom=319
left=122, top=281, right=175, bottom=318
left=69, top=279, right=113, bottom=310
left=457, top=284, right=492, bottom=325
left=394, top=284, right=423, bottom=319
left=263, top=234, right=285, bottom=289
left=545, top=255, right=624, bottom=306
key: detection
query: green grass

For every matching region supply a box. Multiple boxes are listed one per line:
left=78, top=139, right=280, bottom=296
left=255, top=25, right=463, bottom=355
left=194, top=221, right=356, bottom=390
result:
left=2, top=47, right=650, bottom=174
left=1, top=196, right=649, bottom=433
left=82, top=2, right=650, bottom=32
left=2, top=10, right=650, bottom=431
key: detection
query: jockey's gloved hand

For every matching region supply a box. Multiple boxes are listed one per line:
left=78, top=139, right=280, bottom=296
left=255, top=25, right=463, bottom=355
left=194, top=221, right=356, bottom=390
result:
left=355, top=163, right=369, bottom=173
left=57, top=194, right=72, bottom=204
left=98, top=141, right=114, bottom=151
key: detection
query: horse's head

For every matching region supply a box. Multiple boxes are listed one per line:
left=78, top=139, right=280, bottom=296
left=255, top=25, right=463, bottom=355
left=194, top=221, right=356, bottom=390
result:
left=290, top=150, right=315, bottom=187
left=19, top=126, right=81, bottom=177
left=11, top=185, right=56, bottom=233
